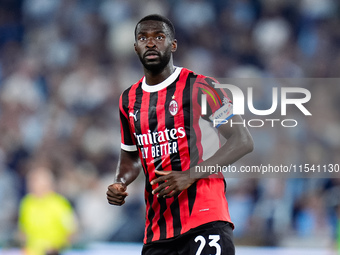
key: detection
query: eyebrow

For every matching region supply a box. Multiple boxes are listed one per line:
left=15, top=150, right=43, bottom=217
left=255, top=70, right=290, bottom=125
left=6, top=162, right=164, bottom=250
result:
left=137, top=30, right=167, bottom=36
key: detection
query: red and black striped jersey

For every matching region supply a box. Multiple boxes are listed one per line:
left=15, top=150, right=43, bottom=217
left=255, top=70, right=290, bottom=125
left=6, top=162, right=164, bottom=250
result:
left=119, top=67, right=233, bottom=244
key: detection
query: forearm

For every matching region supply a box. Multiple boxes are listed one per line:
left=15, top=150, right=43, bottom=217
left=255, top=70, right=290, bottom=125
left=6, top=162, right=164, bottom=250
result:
left=191, top=128, right=253, bottom=180
left=151, top=134, right=253, bottom=198
left=114, top=150, right=141, bottom=186
left=203, top=131, right=252, bottom=167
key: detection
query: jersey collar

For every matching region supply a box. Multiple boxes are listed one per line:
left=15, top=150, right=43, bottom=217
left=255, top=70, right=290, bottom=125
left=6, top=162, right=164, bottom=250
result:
left=142, top=67, right=182, bottom=93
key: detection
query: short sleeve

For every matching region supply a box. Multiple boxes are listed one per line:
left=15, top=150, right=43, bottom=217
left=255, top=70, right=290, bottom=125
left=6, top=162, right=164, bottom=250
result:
left=119, top=92, right=137, bottom=152
left=195, top=76, right=234, bottom=127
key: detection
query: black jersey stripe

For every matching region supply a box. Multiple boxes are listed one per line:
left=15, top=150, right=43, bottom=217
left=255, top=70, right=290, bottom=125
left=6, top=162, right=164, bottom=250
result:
left=166, top=77, right=183, bottom=172
left=133, top=84, right=154, bottom=243
left=132, top=83, right=148, bottom=174
left=184, top=73, right=198, bottom=216
left=121, top=88, right=133, bottom=146
left=165, top=75, right=182, bottom=236
left=188, top=75, right=201, bottom=167
left=145, top=181, right=154, bottom=243
left=151, top=90, right=168, bottom=241
left=156, top=197, right=167, bottom=240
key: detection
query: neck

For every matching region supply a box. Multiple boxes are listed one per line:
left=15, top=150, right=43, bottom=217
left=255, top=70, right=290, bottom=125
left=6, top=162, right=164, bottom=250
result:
left=144, top=60, right=175, bottom=85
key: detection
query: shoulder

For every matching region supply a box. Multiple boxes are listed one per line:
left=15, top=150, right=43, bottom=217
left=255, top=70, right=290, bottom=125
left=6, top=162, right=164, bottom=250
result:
left=48, top=193, right=73, bottom=209
left=121, top=77, right=144, bottom=96
left=191, top=72, right=219, bottom=89
left=181, top=67, right=218, bottom=84
left=180, top=67, right=197, bottom=77
left=119, top=77, right=144, bottom=105
left=196, top=72, right=218, bottom=85
left=19, top=194, right=34, bottom=209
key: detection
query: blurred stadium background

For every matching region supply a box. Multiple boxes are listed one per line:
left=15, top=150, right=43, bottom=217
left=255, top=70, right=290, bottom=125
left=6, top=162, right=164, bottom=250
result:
left=0, top=0, right=340, bottom=254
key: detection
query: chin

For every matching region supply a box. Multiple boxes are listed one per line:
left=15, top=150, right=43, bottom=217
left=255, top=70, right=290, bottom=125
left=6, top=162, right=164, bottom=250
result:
left=144, top=63, right=165, bottom=73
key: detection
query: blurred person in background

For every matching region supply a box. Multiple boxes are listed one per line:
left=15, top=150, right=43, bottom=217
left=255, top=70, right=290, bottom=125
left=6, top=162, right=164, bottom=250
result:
left=0, top=148, right=20, bottom=246
left=18, top=167, right=77, bottom=255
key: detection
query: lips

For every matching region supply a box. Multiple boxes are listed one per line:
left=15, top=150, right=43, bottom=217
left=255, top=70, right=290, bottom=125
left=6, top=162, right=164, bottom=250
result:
left=144, top=50, right=160, bottom=60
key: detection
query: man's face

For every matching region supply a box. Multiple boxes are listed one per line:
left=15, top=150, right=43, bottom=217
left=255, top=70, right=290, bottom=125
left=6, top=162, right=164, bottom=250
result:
left=134, top=20, right=177, bottom=73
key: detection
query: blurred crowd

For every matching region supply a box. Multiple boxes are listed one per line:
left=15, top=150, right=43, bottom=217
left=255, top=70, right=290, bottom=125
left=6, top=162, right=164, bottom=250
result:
left=0, top=0, right=340, bottom=251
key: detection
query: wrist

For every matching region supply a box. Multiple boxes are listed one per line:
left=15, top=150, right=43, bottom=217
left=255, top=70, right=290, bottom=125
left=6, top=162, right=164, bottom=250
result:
left=114, top=177, right=127, bottom=186
left=187, top=169, right=199, bottom=184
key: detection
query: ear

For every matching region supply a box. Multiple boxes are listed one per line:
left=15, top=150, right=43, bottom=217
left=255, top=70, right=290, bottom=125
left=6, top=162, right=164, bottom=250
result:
left=134, top=42, right=138, bottom=54
left=171, top=39, right=177, bottom=53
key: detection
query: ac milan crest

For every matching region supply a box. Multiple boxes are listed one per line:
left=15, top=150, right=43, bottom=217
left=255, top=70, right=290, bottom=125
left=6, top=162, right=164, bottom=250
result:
left=169, top=99, right=178, bottom=116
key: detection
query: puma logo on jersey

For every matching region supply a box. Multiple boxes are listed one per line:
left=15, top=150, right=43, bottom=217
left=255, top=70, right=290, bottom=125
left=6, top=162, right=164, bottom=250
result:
left=129, top=110, right=139, bottom=121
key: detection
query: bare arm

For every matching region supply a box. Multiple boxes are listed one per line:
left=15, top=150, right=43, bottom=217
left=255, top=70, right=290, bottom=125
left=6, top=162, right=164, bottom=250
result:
left=151, top=115, right=254, bottom=198
left=194, top=114, right=254, bottom=174
left=107, top=149, right=141, bottom=206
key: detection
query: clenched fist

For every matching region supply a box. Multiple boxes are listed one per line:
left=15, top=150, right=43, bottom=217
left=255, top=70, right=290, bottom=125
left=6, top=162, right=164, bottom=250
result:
left=107, top=183, right=128, bottom=206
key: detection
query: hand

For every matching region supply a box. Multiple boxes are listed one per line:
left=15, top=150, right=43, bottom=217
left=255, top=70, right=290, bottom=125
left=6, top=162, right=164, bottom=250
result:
left=107, top=183, right=128, bottom=206
left=150, top=170, right=196, bottom=198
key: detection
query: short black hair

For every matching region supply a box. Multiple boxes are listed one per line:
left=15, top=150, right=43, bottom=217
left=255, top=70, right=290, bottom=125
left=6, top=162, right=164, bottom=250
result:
left=134, top=14, right=175, bottom=40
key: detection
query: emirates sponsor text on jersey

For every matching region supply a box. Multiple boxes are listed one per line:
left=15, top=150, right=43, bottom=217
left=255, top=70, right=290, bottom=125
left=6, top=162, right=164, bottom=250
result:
left=134, top=127, right=186, bottom=159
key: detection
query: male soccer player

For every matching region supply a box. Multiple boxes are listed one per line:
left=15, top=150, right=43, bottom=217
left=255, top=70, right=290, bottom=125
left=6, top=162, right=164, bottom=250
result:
left=107, top=14, right=253, bottom=255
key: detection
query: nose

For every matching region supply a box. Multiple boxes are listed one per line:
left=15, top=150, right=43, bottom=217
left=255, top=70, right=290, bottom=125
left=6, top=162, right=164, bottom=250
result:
left=146, top=37, right=156, bottom=48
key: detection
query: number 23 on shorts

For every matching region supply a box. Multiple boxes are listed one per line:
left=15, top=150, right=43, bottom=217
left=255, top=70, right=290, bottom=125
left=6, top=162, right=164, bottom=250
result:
left=194, top=235, right=221, bottom=255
